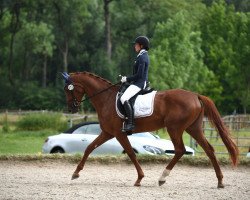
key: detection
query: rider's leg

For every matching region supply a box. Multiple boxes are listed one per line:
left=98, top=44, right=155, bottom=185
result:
left=120, top=85, right=141, bottom=105
left=120, top=85, right=141, bottom=132
left=122, top=100, right=135, bottom=132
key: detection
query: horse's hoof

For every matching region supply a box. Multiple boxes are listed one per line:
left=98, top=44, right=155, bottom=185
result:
left=134, top=182, right=141, bottom=187
left=158, top=180, right=166, bottom=186
left=217, top=183, right=225, bottom=188
left=71, top=173, right=80, bottom=180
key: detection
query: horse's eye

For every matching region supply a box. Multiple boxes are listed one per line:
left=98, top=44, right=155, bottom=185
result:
left=68, top=84, right=74, bottom=91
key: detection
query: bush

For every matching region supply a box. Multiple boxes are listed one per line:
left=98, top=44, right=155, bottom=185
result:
left=2, top=123, right=10, bottom=133
left=16, top=113, right=67, bottom=131
left=0, top=80, right=66, bottom=111
left=17, top=83, right=66, bottom=110
left=1, top=113, right=10, bottom=133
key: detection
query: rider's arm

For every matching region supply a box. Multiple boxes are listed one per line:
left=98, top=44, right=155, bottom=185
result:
left=127, top=55, right=146, bottom=82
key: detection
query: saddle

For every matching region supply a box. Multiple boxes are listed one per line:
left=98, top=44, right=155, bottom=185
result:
left=116, top=82, right=156, bottom=118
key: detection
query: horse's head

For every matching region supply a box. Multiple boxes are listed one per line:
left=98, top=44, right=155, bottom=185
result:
left=62, top=72, right=85, bottom=113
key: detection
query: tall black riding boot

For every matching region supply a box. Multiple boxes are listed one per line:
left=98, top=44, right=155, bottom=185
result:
left=122, top=101, right=135, bottom=133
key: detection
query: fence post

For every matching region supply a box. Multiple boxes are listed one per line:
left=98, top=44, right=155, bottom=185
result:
left=68, top=119, right=73, bottom=128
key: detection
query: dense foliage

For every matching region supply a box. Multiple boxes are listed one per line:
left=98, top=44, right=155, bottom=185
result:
left=16, top=112, right=67, bottom=131
left=0, top=0, right=249, bottom=114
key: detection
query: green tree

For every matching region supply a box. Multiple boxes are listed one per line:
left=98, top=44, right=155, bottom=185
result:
left=111, top=0, right=206, bottom=77
left=31, top=22, right=55, bottom=88
left=201, top=0, right=250, bottom=113
left=202, top=0, right=250, bottom=12
left=14, top=21, right=55, bottom=87
left=0, top=0, right=248, bottom=113
left=150, top=11, right=220, bottom=98
left=6, top=0, right=22, bottom=86
left=232, top=12, right=250, bottom=113
left=51, top=0, right=90, bottom=72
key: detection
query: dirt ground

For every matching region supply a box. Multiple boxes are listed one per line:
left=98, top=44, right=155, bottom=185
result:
left=0, top=160, right=249, bottom=200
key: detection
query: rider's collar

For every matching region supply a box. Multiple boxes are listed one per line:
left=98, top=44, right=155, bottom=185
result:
left=137, top=49, right=147, bottom=57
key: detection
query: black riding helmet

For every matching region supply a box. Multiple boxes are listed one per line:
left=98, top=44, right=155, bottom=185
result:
left=133, top=36, right=150, bottom=50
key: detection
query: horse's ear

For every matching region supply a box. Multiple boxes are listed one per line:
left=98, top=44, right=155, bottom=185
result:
left=61, top=72, right=71, bottom=83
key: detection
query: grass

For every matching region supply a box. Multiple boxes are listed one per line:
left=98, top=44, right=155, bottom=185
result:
left=155, top=129, right=191, bottom=144
left=0, top=129, right=249, bottom=166
left=0, top=153, right=249, bottom=166
left=0, top=112, right=249, bottom=161
left=0, top=130, right=55, bottom=154
left=197, top=129, right=250, bottom=156
left=0, top=112, right=68, bottom=154
left=1, top=126, right=249, bottom=156
left=155, top=128, right=249, bottom=156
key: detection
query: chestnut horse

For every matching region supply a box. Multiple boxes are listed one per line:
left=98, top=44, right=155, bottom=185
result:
left=62, top=71, right=238, bottom=188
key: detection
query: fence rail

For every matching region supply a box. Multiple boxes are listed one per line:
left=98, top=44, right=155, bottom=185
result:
left=1, top=110, right=249, bottom=156
left=0, top=110, right=97, bottom=127
left=190, top=115, right=250, bottom=156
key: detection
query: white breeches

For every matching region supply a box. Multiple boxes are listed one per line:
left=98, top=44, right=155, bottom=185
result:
left=120, top=85, right=141, bottom=105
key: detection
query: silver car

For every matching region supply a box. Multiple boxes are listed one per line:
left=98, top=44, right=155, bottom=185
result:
left=42, top=122, right=195, bottom=156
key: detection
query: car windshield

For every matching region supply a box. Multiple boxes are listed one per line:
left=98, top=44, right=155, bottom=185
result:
left=72, top=124, right=101, bottom=135
left=132, top=132, right=157, bottom=139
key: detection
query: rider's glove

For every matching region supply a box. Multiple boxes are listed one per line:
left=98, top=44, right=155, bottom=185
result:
left=121, top=76, right=127, bottom=83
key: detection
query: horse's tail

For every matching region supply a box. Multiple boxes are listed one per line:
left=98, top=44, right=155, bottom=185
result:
left=198, top=95, right=239, bottom=167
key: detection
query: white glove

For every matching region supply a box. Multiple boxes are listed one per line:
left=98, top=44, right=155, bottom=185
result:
left=121, top=76, right=127, bottom=83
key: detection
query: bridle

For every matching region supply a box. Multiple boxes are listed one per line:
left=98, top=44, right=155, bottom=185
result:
left=65, top=81, right=120, bottom=110
left=64, top=82, right=85, bottom=109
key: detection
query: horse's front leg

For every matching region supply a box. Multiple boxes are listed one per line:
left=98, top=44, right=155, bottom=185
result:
left=72, top=131, right=114, bottom=180
left=115, top=133, right=144, bottom=186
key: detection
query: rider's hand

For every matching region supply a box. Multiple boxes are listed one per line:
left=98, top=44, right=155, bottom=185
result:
left=121, top=76, right=127, bottom=83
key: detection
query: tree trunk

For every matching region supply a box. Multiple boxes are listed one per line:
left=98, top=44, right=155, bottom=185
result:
left=0, top=4, right=3, bottom=20
left=62, top=40, right=68, bottom=72
left=8, top=33, right=15, bottom=85
left=42, top=54, right=47, bottom=88
left=22, top=48, right=28, bottom=80
left=104, top=0, right=112, bottom=61
left=8, top=2, right=21, bottom=86
left=53, top=1, right=68, bottom=72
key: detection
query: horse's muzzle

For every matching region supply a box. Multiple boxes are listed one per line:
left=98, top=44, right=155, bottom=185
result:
left=68, top=102, right=79, bottom=113
left=68, top=107, right=79, bottom=114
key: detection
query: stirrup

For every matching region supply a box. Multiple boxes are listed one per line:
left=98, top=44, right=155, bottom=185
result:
left=122, top=121, right=135, bottom=133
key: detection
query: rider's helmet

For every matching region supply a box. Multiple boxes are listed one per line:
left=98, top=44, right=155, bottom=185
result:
left=134, top=36, right=150, bottom=50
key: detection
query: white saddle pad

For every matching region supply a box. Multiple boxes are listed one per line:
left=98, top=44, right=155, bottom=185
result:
left=116, top=91, right=157, bottom=118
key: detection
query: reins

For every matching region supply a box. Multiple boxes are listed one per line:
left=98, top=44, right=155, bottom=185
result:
left=63, top=72, right=122, bottom=110
left=81, top=82, right=120, bottom=102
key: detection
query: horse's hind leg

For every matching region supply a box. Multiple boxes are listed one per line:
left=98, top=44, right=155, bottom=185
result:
left=159, top=128, right=186, bottom=186
left=186, top=125, right=224, bottom=188
left=72, top=131, right=114, bottom=180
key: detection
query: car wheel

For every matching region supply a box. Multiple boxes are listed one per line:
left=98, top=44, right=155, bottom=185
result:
left=51, top=147, right=65, bottom=154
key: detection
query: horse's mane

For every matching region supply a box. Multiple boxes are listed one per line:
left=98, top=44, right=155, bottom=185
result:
left=70, top=71, right=113, bottom=86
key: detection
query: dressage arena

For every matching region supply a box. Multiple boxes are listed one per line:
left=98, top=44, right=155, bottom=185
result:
left=0, top=160, right=249, bottom=200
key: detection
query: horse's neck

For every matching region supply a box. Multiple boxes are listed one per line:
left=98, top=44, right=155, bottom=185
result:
left=79, top=74, right=115, bottom=112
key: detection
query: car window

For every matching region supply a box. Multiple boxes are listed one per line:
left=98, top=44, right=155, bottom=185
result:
left=72, top=126, right=88, bottom=134
left=86, top=124, right=101, bottom=135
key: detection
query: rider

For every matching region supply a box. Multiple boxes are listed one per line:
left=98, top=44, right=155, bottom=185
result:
left=120, top=36, right=150, bottom=133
